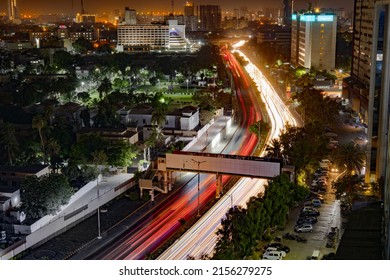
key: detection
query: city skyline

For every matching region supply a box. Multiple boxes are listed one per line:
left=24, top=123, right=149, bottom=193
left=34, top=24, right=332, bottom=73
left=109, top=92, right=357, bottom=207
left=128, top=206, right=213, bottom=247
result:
left=0, top=0, right=353, bottom=15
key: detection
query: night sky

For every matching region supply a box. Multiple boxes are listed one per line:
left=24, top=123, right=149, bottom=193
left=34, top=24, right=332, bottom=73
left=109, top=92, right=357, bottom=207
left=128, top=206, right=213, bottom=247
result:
left=1, top=0, right=353, bottom=15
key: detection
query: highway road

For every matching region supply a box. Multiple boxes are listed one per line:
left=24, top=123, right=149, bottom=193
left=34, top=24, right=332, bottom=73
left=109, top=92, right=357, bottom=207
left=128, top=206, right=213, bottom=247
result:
left=158, top=43, right=299, bottom=259
left=88, top=45, right=263, bottom=260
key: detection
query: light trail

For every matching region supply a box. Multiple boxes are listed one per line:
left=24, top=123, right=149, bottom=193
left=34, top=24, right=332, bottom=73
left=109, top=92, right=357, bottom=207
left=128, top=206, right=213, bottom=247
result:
left=89, top=46, right=259, bottom=260
left=158, top=46, right=299, bottom=260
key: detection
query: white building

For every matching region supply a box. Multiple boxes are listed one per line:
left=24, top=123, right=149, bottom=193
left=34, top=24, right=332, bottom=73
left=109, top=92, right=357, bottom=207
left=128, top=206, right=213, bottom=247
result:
left=117, top=20, right=189, bottom=52
left=117, top=105, right=199, bottom=131
left=291, top=12, right=337, bottom=71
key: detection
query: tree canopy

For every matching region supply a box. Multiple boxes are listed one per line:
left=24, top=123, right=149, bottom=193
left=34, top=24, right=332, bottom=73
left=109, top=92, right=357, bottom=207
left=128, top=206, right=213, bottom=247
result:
left=21, top=173, right=74, bottom=219
left=213, top=174, right=308, bottom=259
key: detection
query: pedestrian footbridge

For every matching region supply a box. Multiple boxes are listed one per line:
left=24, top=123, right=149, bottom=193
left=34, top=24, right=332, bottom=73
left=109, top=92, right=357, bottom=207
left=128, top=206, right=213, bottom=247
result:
left=153, top=151, right=282, bottom=197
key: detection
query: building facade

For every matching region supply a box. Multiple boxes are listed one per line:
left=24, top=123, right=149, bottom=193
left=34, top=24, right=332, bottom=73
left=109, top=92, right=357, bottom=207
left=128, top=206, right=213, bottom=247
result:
left=342, top=0, right=390, bottom=259
left=184, top=2, right=198, bottom=31
left=283, top=0, right=292, bottom=26
left=7, top=0, right=19, bottom=21
left=198, top=5, right=222, bottom=31
left=291, top=13, right=337, bottom=71
left=291, top=12, right=337, bottom=71
left=124, top=7, right=137, bottom=25
left=117, top=20, right=188, bottom=52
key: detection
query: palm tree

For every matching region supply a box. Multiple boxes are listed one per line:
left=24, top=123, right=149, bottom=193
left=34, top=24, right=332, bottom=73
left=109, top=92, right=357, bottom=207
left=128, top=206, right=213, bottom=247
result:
left=97, top=77, right=112, bottom=100
left=32, top=115, right=46, bottom=156
left=266, top=138, right=283, bottom=159
left=0, top=122, right=19, bottom=165
left=333, top=142, right=366, bottom=174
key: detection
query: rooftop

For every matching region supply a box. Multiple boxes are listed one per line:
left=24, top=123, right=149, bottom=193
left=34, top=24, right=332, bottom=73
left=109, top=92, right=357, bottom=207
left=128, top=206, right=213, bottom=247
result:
left=336, top=201, right=383, bottom=260
left=0, top=165, right=49, bottom=175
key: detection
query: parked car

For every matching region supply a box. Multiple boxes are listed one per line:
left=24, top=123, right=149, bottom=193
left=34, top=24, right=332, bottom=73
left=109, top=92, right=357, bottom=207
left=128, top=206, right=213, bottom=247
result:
left=262, top=250, right=284, bottom=260
left=265, top=247, right=287, bottom=257
left=304, top=200, right=313, bottom=206
left=311, top=250, right=320, bottom=260
left=264, top=243, right=290, bottom=253
left=294, top=224, right=313, bottom=233
left=312, top=199, right=322, bottom=207
left=300, top=209, right=320, bottom=217
left=322, top=252, right=336, bottom=260
left=307, top=193, right=324, bottom=202
left=296, top=216, right=318, bottom=225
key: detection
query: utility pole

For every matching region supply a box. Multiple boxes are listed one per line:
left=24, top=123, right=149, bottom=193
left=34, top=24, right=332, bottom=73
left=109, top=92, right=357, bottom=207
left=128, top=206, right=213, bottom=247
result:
left=97, top=176, right=102, bottom=239
left=191, top=159, right=206, bottom=217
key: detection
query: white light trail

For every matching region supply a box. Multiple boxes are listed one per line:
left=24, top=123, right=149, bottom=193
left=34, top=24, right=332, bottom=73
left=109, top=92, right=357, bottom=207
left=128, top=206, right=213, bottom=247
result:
left=158, top=48, right=298, bottom=260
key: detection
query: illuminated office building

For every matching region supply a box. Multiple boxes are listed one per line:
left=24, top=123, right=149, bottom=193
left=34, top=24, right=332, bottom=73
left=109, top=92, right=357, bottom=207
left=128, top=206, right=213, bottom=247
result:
left=7, top=0, right=19, bottom=21
left=291, top=12, right=337, bottom=71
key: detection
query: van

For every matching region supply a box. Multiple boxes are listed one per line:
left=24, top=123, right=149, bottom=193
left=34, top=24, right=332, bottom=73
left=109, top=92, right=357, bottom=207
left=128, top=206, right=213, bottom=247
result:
left=311, top=250, right=320, bottom=260
left=262, top=251, right=284, bottom=260
left=312, top=199, right=322, bottom=207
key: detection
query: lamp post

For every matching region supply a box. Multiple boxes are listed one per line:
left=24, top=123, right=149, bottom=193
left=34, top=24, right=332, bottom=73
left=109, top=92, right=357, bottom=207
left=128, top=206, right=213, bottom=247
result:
left=227, top=193, right=233, bottom=208
left=258, top=120, right=261, bottom=147
left=97, top=176, right=102, bottom=239
left=191, top=159, right=206, bottom=217
left=186, top=79, right=189, bottom=94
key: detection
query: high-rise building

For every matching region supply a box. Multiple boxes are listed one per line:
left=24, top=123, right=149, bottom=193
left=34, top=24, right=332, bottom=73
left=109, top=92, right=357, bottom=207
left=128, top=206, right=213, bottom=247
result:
left=184, top=2, right=198, bottom=31
left=343, top=0, right=390, bottom=258
left=124, top=7, right=137, bottom=25
left=7, top=0, right=19, bottom=21
left=291, top=12, right=337, bottom=71
left=240, top=6, right=249, bottom=19
left=283, top=0, right=292, bottom=26
left=197, top=5, right=221, bottom=32
left=184, top=1, right=194, bottom=17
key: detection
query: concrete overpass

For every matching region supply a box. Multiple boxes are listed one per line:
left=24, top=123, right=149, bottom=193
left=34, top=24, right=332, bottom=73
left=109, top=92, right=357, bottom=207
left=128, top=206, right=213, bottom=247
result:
left=153, top=151, right=282, bottom=198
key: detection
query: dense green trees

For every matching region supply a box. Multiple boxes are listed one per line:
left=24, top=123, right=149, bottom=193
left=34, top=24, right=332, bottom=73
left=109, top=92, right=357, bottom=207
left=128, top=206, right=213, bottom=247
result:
left=213, top=174, right=308, bottom=259
left=0, top=122, right=19, bottom=165
left=72, top=37, right=93, bottom=54
left=21, top=173, right=74, bottom=219
left=292, top=86, right=340, bottom=127
left=332, top=175, right=364, bottom=209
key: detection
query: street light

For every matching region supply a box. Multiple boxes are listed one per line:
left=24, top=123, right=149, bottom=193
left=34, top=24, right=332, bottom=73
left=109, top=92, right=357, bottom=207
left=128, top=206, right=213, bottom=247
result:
left=96, top=176, right=102, bottom=239
left=186, top=79, right=189, bottom=94
left=191, top=159, right=206, bottom=217
left=258, top=120, right=261, bottom=147
left=226, top=193, right=233, bottom=208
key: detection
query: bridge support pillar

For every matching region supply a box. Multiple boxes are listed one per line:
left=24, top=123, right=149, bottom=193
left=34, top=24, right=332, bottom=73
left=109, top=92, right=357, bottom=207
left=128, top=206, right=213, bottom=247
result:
left=215, top=174, right=222, bottom=198
left=168, top=170, right=173, bottom=191
left=163, top=171, right=168, bottom=193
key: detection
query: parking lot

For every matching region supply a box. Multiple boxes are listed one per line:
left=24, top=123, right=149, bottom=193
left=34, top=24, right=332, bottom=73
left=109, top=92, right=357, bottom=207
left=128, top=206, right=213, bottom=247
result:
left=269, top=171, right=346, bottom=260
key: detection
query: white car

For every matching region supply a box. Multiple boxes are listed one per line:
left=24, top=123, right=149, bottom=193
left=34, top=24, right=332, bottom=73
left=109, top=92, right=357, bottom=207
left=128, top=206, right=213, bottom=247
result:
left=294, top=224, right=313, bottom=233
left=265, top=247, right=286, bottom=257
left=262, top=250, right=284, bottom=260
